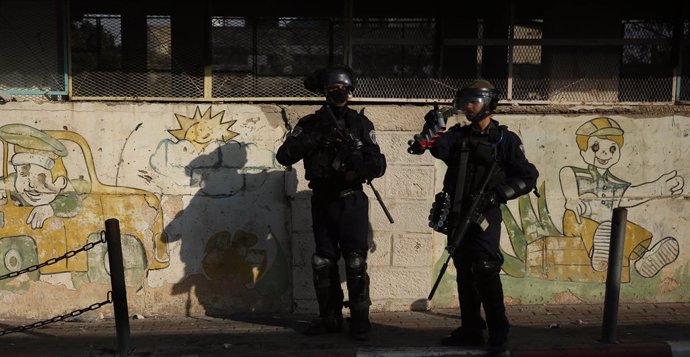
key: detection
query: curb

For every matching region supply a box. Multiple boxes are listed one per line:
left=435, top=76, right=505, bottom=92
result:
left=669, top=341, right=690, bottom=357
left=511, top=342, right=670, bottom=357
left=356, top=342, right=690, bottom=357
left=512, top=341, right=690, bottom=357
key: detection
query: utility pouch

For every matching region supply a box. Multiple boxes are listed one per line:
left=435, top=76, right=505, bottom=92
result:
left=428, top=191, right=451, bottom=234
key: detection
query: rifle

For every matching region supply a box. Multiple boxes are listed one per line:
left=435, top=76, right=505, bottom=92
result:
left=322, top=106, right=394, bottom=224
left=428, top=159, right=499, bottom=301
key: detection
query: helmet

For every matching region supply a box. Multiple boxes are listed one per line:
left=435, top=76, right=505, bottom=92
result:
left=303, top=65, right=356, bottom=94
left=453, top=80, right=499, bottom=122
left=320, top=65, right=356, bottom=91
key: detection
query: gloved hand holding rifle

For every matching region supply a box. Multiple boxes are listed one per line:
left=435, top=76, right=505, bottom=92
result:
left=427, top=159, right=499, bottom=300
left=323, top=106, right=394, bottom=224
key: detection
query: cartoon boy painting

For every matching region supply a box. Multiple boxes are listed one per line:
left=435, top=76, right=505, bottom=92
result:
left=0, top=124, right=82, bottom=229
left=559, top=117, right=684, bottom=278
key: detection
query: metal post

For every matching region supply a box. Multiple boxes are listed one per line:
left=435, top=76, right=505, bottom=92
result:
left=601, top=207, right=627, bottom=344
left=105, top=219, right=131, bottom=356
left=506, top=0, right=515, bottom=101
left=343, top=0, right=353, bottom=66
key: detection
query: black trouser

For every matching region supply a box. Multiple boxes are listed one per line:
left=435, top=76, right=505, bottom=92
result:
left=310, top=189, right=371, bottom=316
left=452, top=211, right=509, bottom=337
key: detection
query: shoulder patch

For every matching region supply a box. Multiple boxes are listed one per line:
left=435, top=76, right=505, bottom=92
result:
left=290, top=126, right=303, bottom=137
left=369, top=130, right=377, bottom=144
left=519, top=144, right=525, bottom=153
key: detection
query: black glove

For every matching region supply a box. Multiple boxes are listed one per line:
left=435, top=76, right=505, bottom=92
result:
left=407, top=134, right=426, bottom=155
left=301, top=131, right=335, bottom=151
left=423, top=109, right=437, bottom=124
left=346, top=149, right=365, bottom=176
left=318, top=133, right=338, bottom=149
left=423, top=109, right=446, bottom=138
left=295, top=131, right=320, bottom=153
left=472, top=190, right=505, bottom=213
left=418, top=109, right=446, bottom=146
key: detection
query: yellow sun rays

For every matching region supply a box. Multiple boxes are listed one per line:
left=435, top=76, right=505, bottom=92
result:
left=168, top=107, right=239, bottom=153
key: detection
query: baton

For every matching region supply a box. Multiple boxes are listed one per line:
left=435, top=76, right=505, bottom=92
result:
left=368, top=181, right=394, bottom=224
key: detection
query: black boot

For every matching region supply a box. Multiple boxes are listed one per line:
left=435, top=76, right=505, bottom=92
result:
left=486, top=329, right=508, bottom=355
left=307, top=254, right=344, bottom=336
left=344, top=251, right=372, bottom=341
left=348, top=306, right=371, bottom=341
left=441, top=326, right=485, bottom=346
left=304, top=314, right=343, bottom=336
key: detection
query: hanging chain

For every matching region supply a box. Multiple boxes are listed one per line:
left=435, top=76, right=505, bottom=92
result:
left=0, top=231, right=107, bottom=281
left=0, top=291, right=113, bottom=337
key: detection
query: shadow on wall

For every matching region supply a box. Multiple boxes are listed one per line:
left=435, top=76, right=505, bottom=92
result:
left=229, top=182, right=380, bottom=333
left=165, top=141, right=290, bottom=317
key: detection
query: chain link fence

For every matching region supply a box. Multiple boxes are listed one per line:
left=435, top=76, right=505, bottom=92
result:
left=680, top=20, right=690, bottom=103
left=211, top=17, right=342, bottom=98
left=0, top=0, right=67, bottom=97
left=2, top=2, right=688, bottom=104
left=506, top=19, right=677, bottom=103
left=70, top=13, right=203, bottom=98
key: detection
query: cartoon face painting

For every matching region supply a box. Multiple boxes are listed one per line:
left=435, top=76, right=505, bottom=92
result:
left=13, top=160, right=67, bottom=206
left=580, top=136, right=621, bottom=170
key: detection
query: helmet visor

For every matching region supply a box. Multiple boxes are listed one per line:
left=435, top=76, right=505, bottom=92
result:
left=453, top=95, right=492, bottom=112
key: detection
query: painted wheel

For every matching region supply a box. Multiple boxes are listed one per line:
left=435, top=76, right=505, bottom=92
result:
left=0, top=236, right=39, bottom=290
left=4, top=248, right=22, bottom=272
left=72, top=233, right=147, bottom=288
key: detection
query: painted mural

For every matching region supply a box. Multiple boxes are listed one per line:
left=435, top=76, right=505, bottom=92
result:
left=144, top=106, right=290, bottom=314
left=1, top=102, right=685, bottom=316
left=0, top=105, right=290, bottom=315
left=433, top=116, right=686, bottom=305
left=0, top=124, right=169, bottom=291
left=499, top=117, right=684, bottom=284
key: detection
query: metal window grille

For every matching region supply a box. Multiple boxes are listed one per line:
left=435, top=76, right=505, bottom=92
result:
left=70, top=14, right=123, bottom=97
left=679, top=20, right=690, bottom=103
left=350, top=18, right=441, bottom=100
left=211, top=17, right=342, bottom=99
left=71, top=13, right=203, bottom=99
left=50, top=10, right=690, bottom=104
left=619, top=20, right=674, bottom=102
left=0, top=0, right=67, bottom=97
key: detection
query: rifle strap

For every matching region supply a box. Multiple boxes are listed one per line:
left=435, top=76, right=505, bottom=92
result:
left=451, top=139, right=469, bottom=225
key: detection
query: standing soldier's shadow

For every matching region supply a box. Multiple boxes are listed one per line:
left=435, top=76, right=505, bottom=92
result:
left=165, top=140, right=290, bottom=317
left=223, top=164, right=381, bottom=334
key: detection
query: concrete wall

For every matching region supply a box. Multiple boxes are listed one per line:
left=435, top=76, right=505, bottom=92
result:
left=0, top=101, right=688, bottom=319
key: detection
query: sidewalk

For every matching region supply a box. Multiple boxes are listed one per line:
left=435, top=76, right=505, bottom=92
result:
left=0, top=303, right=689, bottom=356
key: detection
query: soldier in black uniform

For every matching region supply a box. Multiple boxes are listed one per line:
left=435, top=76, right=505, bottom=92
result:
left=413, top=80, right=538, bottom=353
left=276, top=65, right=386, bottom=341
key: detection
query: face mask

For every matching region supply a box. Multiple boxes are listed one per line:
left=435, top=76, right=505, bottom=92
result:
left=326, top=89, right=349, bottom=105
left=465, top=110, right=490, bottom=122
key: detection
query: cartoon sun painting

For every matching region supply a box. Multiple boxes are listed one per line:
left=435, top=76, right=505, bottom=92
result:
left=168, top=106, right=239, bottom=153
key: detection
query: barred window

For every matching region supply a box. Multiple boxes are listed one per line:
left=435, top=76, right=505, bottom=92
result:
left=2, top=0, right=686, bottom=104
left=0, top=0, right=66, bottom=96
left=71, top=14, right=122, bottom=71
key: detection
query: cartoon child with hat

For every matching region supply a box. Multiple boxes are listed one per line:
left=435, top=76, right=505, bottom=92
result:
left=559, top=117, right=684, bottom=279
left=0, top=124, right=81, bottom=229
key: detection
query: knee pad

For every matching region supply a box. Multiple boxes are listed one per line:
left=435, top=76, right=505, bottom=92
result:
left=344, top=251, right=370, bottom=308
left=312, top=254, right=336, bottom=288
left=345, top=251, right=366, bottom=274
